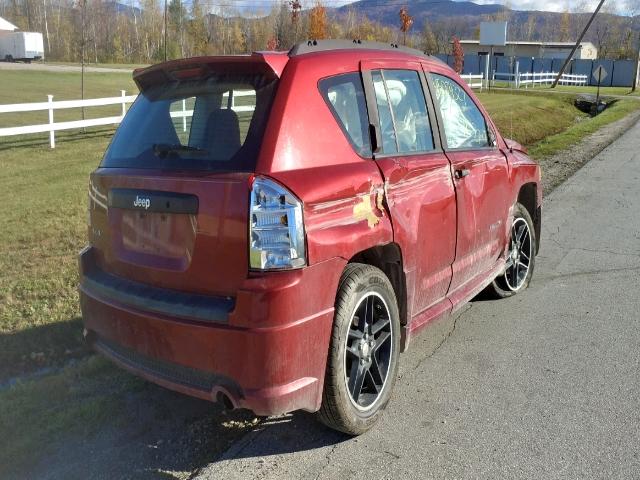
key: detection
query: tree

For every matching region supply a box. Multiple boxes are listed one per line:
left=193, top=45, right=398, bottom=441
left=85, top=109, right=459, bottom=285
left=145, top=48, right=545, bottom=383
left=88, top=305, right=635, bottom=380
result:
left=560, top=9, right=571, bottom=41
left=421, top=22, right=438, bottom=54
left=308, top=1, right=327, bottom=40
left=452, top=36, right=464, bottom=73
left=289, top=0, right=302, bottom=42
left=399, top=6, right=413, bottom=46
left=266, top=37, right=279, bottom=50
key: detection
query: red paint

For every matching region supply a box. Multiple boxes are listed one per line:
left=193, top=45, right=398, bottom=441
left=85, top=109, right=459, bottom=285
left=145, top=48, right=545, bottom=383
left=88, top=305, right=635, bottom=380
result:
left=80, top=45, right=541, bottom=416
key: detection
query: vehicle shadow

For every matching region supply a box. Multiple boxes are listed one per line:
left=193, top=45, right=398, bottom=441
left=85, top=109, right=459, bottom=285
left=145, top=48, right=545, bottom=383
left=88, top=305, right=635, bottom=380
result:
left=19, top=378, right=346, bottom=480
left=0, top=317, right=89, bottom=383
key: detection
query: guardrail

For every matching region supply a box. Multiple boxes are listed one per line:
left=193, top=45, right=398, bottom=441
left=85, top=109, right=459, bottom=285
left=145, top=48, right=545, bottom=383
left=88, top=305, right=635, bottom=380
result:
left=0, top=90, right=256, bottom=148
left=460, top=73, right=484, bottom=90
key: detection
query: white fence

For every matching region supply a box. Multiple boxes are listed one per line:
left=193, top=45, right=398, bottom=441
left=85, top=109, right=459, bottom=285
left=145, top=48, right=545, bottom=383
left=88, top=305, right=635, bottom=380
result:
left=0, top=91, right=137, bottom=148
left=460, top=73, right=484, bottom=90
left=493, top=71, right=588, bottom=89
left=168, top=91, right=255, bottom=132
left=0, top=90, right=256, bottom=148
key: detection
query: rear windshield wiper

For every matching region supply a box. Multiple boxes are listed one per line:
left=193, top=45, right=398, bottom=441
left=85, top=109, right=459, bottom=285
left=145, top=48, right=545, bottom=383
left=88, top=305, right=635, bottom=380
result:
left=153, top=143, right=209, bottom=157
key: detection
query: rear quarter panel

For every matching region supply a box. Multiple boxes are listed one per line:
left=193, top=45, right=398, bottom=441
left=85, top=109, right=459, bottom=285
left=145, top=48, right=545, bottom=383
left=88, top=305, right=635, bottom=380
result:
left=257, top=53, right=394, bottom=266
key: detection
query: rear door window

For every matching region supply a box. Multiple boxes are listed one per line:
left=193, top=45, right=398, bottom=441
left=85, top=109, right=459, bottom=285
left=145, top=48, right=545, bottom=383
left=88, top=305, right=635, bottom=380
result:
left=319, top=73, right=372, bottom=157
left=102, top=72, right=277, bottom=172
left=371, top=69, right=435, bottom=155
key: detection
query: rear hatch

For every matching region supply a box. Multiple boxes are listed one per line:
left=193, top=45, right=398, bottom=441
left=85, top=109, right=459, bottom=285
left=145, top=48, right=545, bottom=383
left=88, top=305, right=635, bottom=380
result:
left=87, top=54, right=285, bottom=296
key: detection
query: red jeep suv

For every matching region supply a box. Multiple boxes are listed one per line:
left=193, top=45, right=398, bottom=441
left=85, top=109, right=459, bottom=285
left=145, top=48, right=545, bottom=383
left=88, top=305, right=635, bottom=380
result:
left=79, top=40, right=541, bottom=435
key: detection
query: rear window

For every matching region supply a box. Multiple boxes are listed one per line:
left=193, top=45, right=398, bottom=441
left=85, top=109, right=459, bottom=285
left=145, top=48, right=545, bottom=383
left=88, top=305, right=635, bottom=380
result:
left=101, top=72, right=278, bottom=172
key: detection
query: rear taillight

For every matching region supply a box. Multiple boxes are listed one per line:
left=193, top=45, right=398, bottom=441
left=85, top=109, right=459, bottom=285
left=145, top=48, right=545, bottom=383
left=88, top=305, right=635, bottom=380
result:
left=249, top=177, right=306, bottom=270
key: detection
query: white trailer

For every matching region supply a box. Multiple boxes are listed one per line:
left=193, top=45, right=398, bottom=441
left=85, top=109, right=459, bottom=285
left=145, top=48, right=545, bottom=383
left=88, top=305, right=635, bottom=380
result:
left=0, top=32, right=44, bottom=62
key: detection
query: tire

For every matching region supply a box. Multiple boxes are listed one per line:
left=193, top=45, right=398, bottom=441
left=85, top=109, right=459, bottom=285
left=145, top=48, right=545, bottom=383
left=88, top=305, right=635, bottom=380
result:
left=487, top=202, right=536, bottom=298
left=317, top=263, right=401, bottom=435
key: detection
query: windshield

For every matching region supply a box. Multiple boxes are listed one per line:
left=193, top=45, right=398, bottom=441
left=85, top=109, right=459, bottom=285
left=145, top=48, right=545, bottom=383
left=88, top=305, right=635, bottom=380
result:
left=101, top=72, right=278, bottom=172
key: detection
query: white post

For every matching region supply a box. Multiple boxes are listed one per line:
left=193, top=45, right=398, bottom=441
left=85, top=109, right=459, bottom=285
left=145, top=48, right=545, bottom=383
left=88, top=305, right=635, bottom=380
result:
left=47, top=94, right=55, bottom=149
left=484, top=54, right=490, bottom=90
left=515, top=61, right=520, bottom=89
left=182, top=99, right=187, bottom=132
left=120, top=90, right=126, bottom=118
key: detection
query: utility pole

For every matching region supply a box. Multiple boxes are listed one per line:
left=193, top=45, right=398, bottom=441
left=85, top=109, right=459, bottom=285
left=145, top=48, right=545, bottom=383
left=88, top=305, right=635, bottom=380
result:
left=163, top=0, right=168, bottom=61
left=551, top=0, right=606, bottom=89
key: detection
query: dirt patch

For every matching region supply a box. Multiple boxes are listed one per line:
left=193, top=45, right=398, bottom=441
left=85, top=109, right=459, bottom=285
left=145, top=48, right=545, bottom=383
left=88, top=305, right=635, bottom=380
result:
left=538, top=109, right=640, bottom=194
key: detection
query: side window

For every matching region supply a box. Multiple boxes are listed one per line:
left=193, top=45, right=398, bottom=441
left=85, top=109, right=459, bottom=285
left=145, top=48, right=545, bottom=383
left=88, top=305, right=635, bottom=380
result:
left=372, top=70, right=398, bottom=155
left=319, top=73, right=372, bottom=157
left=379, top=70, right=435, bottom=153
left=431, top=74, right=490, bottom=149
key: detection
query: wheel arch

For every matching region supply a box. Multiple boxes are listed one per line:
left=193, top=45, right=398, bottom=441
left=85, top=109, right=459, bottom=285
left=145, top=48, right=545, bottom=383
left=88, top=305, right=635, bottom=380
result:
left=348, top=243, right=408, bottom=328
left=517, top=182, right=541, bottom=254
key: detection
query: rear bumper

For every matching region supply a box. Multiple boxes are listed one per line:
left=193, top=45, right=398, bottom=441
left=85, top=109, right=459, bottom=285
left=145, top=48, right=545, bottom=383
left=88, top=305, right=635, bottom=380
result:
left=79, top=246, right=345, bottom=416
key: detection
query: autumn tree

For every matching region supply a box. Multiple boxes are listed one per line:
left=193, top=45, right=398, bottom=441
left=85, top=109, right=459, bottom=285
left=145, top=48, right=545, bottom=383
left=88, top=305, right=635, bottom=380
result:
left=289, top=0, right=302, bottom=42
left=421, top=22, right=438, bottom=54
left=452, top=36, right=464, bottom=73
left=266, top=37, right=279, bottom=50
left=308, top=1, right=327, bottom=40
left=399, top=6, right=413, bottom=46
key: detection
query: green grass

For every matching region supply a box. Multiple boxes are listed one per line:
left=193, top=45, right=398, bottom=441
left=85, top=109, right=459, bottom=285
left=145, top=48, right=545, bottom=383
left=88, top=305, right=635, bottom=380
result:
left=491, top=84, right=640, bottom=97
left=0, top=70, right=137, bottom=134
left=538, top=85, right=640, bottom=97
left=42, top=61, right=149, bottom=70
left=477, top=91, right=584, bottom=147
left=528, top=99, right=640, bottom=158
left=0, top=133, right=112, bottom=378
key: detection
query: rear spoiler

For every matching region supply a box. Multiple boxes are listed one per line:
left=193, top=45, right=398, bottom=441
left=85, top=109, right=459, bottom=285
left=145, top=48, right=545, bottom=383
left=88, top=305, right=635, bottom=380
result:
left=132, top=52, right=289, bottom=92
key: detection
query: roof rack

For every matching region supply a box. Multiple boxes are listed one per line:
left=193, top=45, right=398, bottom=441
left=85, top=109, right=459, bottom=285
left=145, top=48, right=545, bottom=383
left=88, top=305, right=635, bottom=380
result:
left=288, top=39, right=432, bottom=59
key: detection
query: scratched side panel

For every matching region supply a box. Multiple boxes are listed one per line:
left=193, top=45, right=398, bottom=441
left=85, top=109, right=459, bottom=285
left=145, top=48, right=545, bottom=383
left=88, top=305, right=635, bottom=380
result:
left=374, top=155, right=457, bottom=317
left=269, top=163, right=393, bottom=265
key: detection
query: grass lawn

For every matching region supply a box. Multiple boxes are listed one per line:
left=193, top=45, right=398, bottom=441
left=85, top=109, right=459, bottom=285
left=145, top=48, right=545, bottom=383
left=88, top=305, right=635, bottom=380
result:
left=41, top=60, right=149, bottom=70
left=0, top=132, right=113, bottom=378
left=0, top=70, right=137, bottom=136
left=538, top=85, right=640, bottom=97
left=477, top=90, right=640, bottom=158
left=491, top=84, right=640, bottom=97
left=478, top=90, right=582, bottom=146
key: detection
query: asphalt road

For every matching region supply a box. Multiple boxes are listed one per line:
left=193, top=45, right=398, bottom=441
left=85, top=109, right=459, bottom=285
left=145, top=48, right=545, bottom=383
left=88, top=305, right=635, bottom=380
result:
left=195, top=120, right=640, bottom=479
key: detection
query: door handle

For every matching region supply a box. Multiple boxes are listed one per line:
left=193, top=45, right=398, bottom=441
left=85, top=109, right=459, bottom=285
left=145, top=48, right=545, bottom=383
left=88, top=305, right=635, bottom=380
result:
left=454, top=169, right=470, bottom=179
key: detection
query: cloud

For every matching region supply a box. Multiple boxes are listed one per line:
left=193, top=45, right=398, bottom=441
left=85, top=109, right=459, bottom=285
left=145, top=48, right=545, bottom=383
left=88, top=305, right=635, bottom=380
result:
left=473, top=0, right=597, bottom=12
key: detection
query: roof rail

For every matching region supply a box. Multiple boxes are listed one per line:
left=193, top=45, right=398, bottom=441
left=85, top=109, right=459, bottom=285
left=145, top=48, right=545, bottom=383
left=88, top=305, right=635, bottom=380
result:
left=288, top=39, right=432, bottom=59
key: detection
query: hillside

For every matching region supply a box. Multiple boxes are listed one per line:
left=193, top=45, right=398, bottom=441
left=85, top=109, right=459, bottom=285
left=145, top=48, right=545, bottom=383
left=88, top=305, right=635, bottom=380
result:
left=338, top=0, right=506, bottom=25
left=335, top=1, right=639, bottom=50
